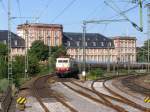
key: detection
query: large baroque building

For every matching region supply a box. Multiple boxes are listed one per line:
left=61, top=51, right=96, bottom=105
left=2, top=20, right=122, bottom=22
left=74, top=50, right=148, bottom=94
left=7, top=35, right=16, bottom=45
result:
left=12, top=23, right=137, bottom=63
left=17, top=23, right=63, bottom=47
left=0, top=30, right=25, bottom=56
left=63, top=32, right=136, bottom=63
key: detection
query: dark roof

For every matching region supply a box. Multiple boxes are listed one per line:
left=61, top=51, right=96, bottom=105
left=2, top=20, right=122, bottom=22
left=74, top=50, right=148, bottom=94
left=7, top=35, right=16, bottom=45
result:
left=63, top=32, right=114, bottom=48
left=0, top=30, right=25, bottom=48
left=17, top=23, right=63, bottom=29
left=112, top=36, right=136, bottom=40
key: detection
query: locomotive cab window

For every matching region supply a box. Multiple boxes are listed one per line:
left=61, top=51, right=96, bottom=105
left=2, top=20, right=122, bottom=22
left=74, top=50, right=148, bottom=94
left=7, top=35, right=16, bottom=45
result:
left=63, top=60, right=69, bottom=63
left=58, top=60, right=63, bottom=63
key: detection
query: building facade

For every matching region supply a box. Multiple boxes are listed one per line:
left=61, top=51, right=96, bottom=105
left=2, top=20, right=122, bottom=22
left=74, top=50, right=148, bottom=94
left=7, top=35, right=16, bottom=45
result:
left=17, top=23, right=63, bottom=48
left=63, top=32, right=136, bottom=63
left=0, top=30, right=25, bottom=56
left=113, top=36, right=136, bottom=63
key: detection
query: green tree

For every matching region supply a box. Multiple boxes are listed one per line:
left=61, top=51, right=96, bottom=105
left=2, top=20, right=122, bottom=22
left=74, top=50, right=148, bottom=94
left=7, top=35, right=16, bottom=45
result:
left=0, top=42, right=8, bottom=57
left=28, top=54, right=40, bottom=76
left=0, top=57, right=7, bottom=79
left=0, top=43, right=8, bottom=79
left=12, top=56, right=25, bottom=77
left=52, top=46, right=67, bottom=59
left=28, top=40, right=49, bottom=61
left=137, top=39, right=150, bottom=62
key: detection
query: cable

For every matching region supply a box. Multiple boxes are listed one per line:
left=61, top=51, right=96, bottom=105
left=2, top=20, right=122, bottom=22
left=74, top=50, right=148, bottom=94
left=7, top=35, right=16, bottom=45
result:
left=107, top=0, right=136, bottom=3
left=104, top=0, right=145, bottom=31
left=86, top=2, right=106, bottom=31
left=0, top=0, right=7, bottom=13
left=35, top=0, right=54, bottom=22
left=102, top=23, right=108, bottom=33
left=106, top=0, right=147, bottom=19
left=85, top=0, right=105, bottom=20
left=105, top=1, right=130, bottom=21
left=51, top=0, right=77, bottom=23
left=16, top=0, right=21, bottom=16
left=16, top=0, right=22, bottom=23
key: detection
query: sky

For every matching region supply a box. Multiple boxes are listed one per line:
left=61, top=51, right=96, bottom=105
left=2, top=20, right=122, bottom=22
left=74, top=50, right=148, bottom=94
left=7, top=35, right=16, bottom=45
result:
left=0, top=0, right=149, bottom=46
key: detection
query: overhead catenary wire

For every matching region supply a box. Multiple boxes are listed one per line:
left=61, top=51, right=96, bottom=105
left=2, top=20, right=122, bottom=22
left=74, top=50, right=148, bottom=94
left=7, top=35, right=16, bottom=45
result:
left=108, top=0, right=137, bottom=3
left=16, top=0, right=21, bottom=17
left=104, top=0, right=144, bottom=32
left=86, top=3, right=107, bottom=31
left=85, top=0, right=105, bottom=20
left=51, top=0, right=77, bottom=23
left=104, top=1, right=131, bottom=21
left=105, top=0, right=145, bottom=28
left=16, top=0, right=22, bottom=23
left=85, top=0, right=139, bottom=31
left=35, top=0, right=54, bottom=22
left=107, top=4, right=139, bottom=19
left=0, top=0, right=7, bottom=13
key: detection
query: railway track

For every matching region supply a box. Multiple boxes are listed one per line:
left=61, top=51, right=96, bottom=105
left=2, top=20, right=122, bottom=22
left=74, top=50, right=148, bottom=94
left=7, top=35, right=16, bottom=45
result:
left=46, top=77, right=78, bottom=112
left=61, top=79, right=127, bottom=112
left=32, top=74, right=78, bottom=112
left=31, top=73, right=150, bottom=112
left=32, top=75, right=51, bottom=112
left=121, top=75, right=150, bottom=96
left=69, top=75, right=150, bottom=112
left=102, top=76, right=150, bottom=112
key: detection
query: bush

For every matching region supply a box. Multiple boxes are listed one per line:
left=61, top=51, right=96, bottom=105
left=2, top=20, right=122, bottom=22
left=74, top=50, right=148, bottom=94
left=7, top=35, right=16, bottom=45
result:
left=87, top=68, right=104, bottom=80
left=0, top=79, right=9, bottom=93
left=28, top=55, right=40, bottom=76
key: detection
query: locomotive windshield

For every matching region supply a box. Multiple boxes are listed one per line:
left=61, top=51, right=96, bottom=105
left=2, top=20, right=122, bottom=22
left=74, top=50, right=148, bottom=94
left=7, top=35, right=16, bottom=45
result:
left=58, top=60, right=69, bottom=63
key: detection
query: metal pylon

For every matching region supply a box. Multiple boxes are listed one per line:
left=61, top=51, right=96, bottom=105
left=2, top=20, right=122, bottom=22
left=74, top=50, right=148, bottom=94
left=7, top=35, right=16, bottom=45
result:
left=8, top=0, right=13, bottom=84
left=146, top=3, right=150, bottom=72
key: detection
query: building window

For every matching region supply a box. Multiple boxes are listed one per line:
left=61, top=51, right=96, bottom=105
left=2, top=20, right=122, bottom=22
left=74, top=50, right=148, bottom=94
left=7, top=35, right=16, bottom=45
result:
left=85, top=42, right=87, bottom=46
left=93, top=42, right=96, bottom=46
left=14, top=40, right=17, bottom=46
left=3, top=40, right=6, bottom=44
left=109, top=42, right=111, bottom=47
left=101, top=42, right=104, bottom=46
left=67, top=41, right=70, bottom=46
left=54, top=31, right=59, bottom=37
left=77, top=41, right=80, bottom=46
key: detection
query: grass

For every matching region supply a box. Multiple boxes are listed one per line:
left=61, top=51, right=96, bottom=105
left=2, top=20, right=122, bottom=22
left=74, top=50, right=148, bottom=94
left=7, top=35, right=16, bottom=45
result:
left=0, top=79, right=9, bottom=93
left=86, top=68, right=105, bottom=80
left=86, top=68, right=140, bottom=80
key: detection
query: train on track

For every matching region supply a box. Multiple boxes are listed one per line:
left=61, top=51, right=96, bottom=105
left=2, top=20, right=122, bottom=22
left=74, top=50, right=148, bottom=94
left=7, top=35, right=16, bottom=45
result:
left=56, top=57, right=79, bottom=78
left=55, top=56, right=149, bottom=77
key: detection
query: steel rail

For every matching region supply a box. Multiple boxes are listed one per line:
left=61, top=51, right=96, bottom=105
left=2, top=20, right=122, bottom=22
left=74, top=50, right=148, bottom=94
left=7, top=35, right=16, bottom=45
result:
left=46, top=77, right=78, bottom=112
left=69, top=79, right=127, bottom=112
left=32, top=74, right=78, bottom=112
left=61, top=80, right=126, bottom=112
left=32, top=75, right=51, bottom=112
left=103, top=76, right=150, bottom=112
